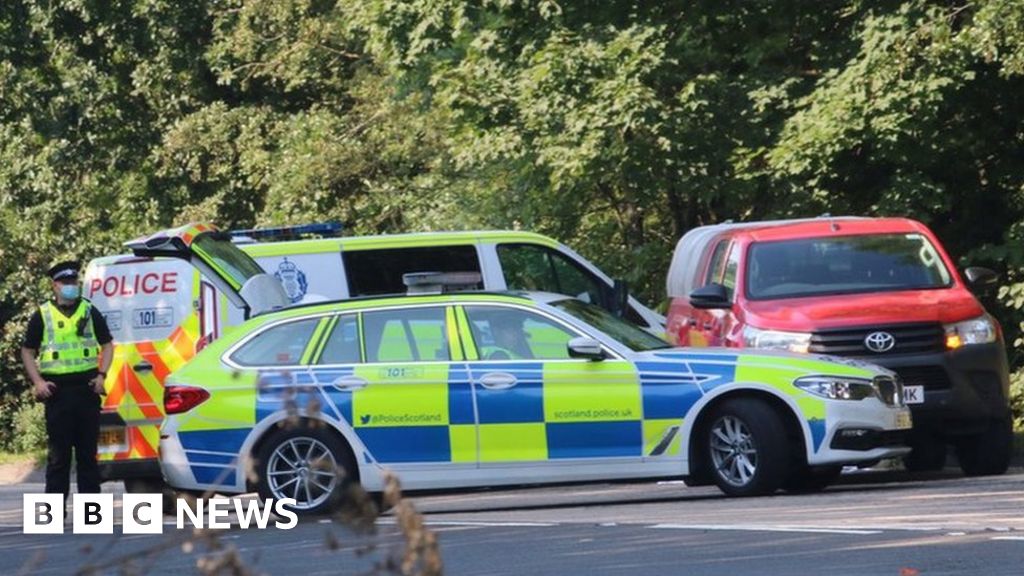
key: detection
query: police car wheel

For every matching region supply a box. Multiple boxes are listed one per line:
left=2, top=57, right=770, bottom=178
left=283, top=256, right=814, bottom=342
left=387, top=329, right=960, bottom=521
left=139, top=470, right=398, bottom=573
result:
left=255, top=427, right=355, bottom=515
left=704, top=398, right=790, bottom=497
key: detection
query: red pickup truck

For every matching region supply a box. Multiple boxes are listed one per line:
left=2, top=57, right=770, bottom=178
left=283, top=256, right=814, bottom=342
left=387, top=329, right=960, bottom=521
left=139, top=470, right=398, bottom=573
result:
left=665, top=216, right=1012, bottom=476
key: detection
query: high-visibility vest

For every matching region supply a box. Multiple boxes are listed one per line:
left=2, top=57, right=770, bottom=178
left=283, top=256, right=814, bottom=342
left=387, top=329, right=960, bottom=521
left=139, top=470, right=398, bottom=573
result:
left=38, top=300, right=100, bottom=375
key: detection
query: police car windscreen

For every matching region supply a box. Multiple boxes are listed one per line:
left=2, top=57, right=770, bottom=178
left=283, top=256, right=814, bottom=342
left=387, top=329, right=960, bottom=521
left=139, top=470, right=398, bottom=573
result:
left=745, top=233, right=953, bottom=300
left=552, top=299, right=671, bottom=352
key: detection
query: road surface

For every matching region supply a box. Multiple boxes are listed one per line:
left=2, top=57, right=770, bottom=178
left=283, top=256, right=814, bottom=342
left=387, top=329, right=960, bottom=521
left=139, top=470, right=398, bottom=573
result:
left=1, top=468, right=1021, bottom=575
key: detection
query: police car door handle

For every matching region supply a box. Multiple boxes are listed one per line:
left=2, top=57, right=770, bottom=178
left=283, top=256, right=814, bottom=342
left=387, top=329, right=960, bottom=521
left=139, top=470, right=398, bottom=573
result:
left=331, top=375, right=368, bottom=391
left=478, top=372, right=518, bottom=390
left=133, top=361, right=153, bottom=373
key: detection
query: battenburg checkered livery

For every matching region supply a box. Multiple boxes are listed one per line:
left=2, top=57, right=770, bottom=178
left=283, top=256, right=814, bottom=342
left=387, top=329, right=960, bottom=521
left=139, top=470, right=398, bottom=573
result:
left=159, top=290, right=913, bottom=514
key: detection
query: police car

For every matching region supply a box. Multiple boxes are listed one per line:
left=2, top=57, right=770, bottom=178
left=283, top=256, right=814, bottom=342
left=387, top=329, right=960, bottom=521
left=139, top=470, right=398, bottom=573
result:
left=156, top=270, right=912, bottom=513
left=85, top=222, right=663, bottom=490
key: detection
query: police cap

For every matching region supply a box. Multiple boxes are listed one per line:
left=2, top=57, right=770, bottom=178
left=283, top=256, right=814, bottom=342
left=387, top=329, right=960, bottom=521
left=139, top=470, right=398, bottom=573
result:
left=47, top=260, right=81, bottom=282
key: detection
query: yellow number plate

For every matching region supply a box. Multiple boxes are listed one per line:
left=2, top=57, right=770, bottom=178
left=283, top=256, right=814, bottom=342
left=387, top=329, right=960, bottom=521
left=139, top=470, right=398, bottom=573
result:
left=895, top=411, right=913, bottom=430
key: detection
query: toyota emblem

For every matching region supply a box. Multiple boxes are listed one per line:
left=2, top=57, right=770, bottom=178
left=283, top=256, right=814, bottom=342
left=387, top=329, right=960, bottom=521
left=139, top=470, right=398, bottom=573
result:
left=864, top=331, right=896, bottom=353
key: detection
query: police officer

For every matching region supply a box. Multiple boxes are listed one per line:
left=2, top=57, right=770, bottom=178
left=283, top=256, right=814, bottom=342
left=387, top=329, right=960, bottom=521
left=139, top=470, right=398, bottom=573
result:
left=20, top=261, right=113, bottom=504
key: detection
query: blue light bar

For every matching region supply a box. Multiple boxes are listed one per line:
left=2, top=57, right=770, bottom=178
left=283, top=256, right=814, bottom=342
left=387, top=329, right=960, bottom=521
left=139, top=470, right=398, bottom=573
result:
left=228, top=222, right=343, bottom=240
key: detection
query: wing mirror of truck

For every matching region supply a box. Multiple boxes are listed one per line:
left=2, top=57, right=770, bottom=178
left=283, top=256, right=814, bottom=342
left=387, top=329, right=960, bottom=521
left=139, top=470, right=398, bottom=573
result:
left=963, top=266, right=998, bottom=289
left=690, top=283, right=731, bottom=310
left=567, top=337, right=606, bottom=361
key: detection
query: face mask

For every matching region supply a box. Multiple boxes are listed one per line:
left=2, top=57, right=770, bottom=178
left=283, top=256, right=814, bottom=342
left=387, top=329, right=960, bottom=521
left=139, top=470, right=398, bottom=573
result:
left=59, top=284, right=81, bottom=300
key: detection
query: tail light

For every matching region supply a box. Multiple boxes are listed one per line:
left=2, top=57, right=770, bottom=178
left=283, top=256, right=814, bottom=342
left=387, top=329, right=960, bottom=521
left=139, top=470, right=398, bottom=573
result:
left=165, top=385, right=210, bottom=414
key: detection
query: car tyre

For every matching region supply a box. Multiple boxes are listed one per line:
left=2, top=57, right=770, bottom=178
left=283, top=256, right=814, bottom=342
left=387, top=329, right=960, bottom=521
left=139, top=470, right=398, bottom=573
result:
left=254, top=425, right=356, bottom=516
left=955, top=417, right=1013, bottom=477
left=703, top=398, right=790, bottom=497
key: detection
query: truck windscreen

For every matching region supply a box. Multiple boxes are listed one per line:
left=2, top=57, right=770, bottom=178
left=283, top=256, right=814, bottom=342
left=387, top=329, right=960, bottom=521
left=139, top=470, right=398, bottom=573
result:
left=746, top=233, right=953, bottom=300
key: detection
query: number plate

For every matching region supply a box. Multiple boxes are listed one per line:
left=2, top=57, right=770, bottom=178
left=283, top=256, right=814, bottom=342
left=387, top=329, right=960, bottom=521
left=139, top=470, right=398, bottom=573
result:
left=895, top=411, right=913, bottom=430
left=98, top=427, right=127, bottom=454
left=902, top=385, right=924, bottom=405
left=132, top=307, right=174, bottom=329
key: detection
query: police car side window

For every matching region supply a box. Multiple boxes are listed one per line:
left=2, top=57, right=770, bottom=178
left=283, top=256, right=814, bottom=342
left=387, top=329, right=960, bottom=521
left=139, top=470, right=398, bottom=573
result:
left=317, top=315, right=361, bottom=365
left=344, top=246, right=483, bottom=297
left=362, top=307, right=450, bottom=362
left=231, top=318, right=319, bottom=367
left=464, top=306, right=577, bottom=361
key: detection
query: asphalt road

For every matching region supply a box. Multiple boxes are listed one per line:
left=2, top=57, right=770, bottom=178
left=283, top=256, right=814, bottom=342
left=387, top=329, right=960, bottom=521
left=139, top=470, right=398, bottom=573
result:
left=1, top=468, right=1022, bottom=575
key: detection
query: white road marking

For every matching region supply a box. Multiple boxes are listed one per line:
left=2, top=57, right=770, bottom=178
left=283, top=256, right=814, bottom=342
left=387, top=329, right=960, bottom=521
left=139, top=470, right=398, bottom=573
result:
left=990, top=536, right=1024, bottom=541
left=650, top=523, right=882, bottom=535
left=425, top=520, right=557, bottom=528
left=379, top=519, right=556, bottom=528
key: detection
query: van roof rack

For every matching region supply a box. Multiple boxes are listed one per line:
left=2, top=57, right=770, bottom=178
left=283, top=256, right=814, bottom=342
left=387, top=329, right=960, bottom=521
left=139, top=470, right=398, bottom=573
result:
left=403, top=272, right=483, bottom=295
left=229, top=222, right=343, bottom=243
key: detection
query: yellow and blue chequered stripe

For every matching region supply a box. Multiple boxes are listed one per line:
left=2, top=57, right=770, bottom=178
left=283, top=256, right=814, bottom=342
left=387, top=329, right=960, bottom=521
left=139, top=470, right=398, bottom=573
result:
left=650, top=351, right=830, bottom=451
left=173, top=351, right=841, bottom=487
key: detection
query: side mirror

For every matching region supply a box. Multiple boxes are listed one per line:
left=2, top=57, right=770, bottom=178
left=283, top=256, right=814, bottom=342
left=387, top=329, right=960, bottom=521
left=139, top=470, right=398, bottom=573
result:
left=567, top=337, right=606, bottom=361
left=690, top=283, right=731, bottom=310
left=964, top=266, right=998, bottom=289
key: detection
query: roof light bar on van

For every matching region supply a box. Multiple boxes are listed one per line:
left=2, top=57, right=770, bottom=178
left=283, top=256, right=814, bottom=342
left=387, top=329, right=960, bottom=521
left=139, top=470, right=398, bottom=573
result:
left=228, top=222, right=343, bottom=243
left=403, top=271, right=483, bottom=295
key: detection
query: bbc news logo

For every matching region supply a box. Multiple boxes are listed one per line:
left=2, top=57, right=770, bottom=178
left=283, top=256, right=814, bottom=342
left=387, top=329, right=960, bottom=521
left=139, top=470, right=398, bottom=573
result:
left=23, top=494, right=298, bottom=534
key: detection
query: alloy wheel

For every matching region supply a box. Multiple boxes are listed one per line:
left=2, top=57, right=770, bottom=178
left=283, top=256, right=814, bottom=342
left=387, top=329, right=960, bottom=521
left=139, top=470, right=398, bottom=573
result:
left=709, top=415, right=759, bottom=487
left=266, top=436, right=339, bottom=510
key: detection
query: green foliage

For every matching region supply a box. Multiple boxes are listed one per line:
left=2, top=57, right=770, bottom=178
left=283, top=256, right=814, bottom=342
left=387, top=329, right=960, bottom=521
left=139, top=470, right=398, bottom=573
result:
left=11, top=399, right=46, bottom=454
left=1011, top=371, right=1024, bottom=432
left=6, top=0, right=1024, bottom=450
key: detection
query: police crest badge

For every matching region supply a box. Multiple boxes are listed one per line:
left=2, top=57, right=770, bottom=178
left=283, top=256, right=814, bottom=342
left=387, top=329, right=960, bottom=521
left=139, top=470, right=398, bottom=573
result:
left=274, top=258, right=308, bottom=304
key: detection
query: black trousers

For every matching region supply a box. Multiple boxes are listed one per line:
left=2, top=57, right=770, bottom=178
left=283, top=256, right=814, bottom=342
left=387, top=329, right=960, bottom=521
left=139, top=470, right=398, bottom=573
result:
left=43, top=383, right=102, bottom=499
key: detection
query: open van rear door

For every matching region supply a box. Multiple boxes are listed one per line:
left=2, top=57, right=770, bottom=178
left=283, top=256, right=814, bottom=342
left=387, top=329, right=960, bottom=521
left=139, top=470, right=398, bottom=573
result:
left=124, top=223, right=290, bottom=318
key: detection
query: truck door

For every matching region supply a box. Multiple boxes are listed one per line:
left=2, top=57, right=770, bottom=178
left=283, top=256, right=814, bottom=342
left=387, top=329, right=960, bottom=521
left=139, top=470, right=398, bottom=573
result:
left=687, top=239, right=740, bottom=347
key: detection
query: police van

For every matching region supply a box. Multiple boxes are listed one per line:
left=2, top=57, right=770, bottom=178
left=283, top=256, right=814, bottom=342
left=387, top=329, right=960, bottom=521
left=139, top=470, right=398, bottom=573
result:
left=84, top=223, right=665, bottom=489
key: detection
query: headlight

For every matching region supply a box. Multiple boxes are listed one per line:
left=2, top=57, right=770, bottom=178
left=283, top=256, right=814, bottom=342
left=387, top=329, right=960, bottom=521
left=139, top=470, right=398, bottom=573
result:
left=794, top=376, right=878, bottom=401
left=742, top=325, right=811, bottom=353
left=943, top=314, right=998, bottom=349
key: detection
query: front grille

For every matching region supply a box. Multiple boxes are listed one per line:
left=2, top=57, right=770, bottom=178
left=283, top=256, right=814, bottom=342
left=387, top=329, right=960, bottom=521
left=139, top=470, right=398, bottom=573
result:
left=894, top=365, right=952, bottom=390
left=809, top=323, right=945, bottom=356
left=875, top=429, right=910, bottom=448
left=830, top=429, right=909, bottom=451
